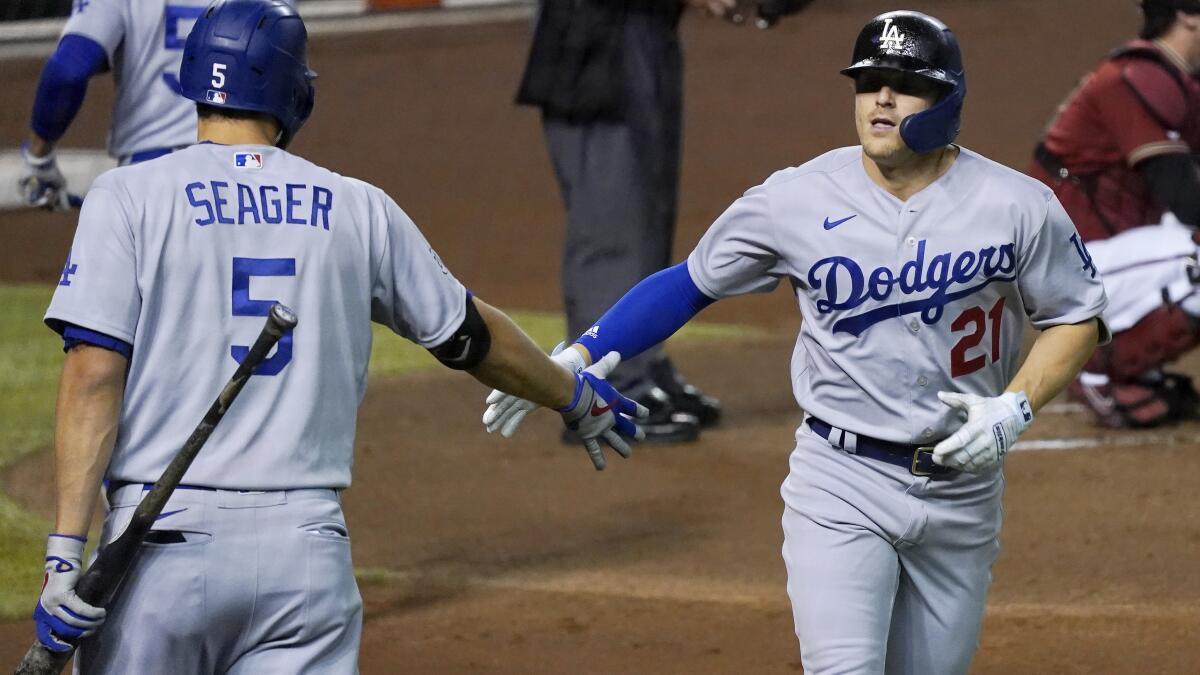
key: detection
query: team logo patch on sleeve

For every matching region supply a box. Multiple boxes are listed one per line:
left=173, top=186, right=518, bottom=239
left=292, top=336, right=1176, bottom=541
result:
left=234, top=152, right=264, bottom=170
left=206, top=90, right=227, bottom=104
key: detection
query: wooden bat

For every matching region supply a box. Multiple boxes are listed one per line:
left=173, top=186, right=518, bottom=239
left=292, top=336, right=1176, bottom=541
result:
left=14, top=303, right=298, bottom=675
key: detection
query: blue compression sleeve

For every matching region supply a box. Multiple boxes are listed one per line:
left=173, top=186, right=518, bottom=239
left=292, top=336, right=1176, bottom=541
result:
left=30, top=35, right=108, bottom=142
left=575, top=262, right=715, bottom=363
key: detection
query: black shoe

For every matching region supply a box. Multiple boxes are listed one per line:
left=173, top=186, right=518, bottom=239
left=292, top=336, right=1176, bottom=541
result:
left=561, top=382, right=700, bottom=445
left=650, top=359, right=722, bottom=429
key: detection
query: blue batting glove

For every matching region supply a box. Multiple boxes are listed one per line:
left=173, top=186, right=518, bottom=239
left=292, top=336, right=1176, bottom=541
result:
left=558, top=352, right=650, bottom=470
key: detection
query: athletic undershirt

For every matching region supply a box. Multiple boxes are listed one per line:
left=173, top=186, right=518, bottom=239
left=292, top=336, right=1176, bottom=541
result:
left=30, top=35, right=108, bottom=142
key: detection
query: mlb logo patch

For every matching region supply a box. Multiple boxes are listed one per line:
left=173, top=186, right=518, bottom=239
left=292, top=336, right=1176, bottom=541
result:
left=206, top=90, right=227, bottom=104
left=235, top=152, right=263, bottom=170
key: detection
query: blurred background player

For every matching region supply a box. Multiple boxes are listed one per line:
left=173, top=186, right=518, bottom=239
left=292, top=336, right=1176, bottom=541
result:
left=1029, top=0, right=1200, bottom=427
left=514, top=0, right=812, bottom=442
left=17, top=0, right=292, bottom=211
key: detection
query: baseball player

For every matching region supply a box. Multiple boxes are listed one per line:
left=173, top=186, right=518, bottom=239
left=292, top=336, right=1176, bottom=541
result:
left=31, top=2, right=645, bottom=672
left=486, top=11, right=1107, bottom=673
left=18, top=0, right=293, bottom=210
left=1029, top=0, right=1200, bottom=427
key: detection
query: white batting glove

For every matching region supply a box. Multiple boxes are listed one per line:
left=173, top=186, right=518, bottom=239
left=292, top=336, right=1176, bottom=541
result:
left=932, top=391, right=1033, bottom=473
left=483, top=342, right=590, bottom=437
left=33, top=534, right=106, bottom=652
left=19, top=143, right=71, bottom=212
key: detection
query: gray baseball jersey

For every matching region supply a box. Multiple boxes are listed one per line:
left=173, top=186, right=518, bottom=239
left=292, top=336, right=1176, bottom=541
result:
left=60, top=0, right=292, bottom=158
left=45, top=142, right=466, bottom=489
left=688, top=145, right=1108, bottom=444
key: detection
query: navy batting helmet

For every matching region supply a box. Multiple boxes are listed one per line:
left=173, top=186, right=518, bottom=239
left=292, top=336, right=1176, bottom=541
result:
left=180, top=0, right=316, bottom=148
left=841, top=11, right=965, bottom=154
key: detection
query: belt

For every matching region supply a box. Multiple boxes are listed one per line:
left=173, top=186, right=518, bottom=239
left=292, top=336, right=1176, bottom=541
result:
left=805, top=417, right=952, bottom=477
left=105, top=481, right=337, bottom=503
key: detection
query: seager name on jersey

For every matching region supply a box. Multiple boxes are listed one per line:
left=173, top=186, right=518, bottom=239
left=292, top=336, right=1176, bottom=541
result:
left=808, top=239, right=1017, bottom=337
left=185, top=181, right=333, bottom=229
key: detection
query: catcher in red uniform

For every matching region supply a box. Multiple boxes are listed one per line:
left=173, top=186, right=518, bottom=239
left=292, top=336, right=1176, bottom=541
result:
left=1030, top=0, right=1200, bottom=427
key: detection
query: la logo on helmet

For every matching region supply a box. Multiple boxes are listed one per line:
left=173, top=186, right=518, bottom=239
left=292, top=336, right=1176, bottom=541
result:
left=880, top=18, right=904, bottom=52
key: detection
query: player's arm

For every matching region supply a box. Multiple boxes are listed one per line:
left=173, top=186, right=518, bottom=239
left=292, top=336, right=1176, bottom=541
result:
left=570, top=261, right=716, bottom=367
left=32, top=340, right=127, bottom=652
left=934, top=196, right=1108, bottom=473
left=53, top=343, right=126, bottom=538
left=484, top=182, right=782, bottom=438
left=457, top=297, right=577, bottom=410
left=20, top=35, right=108, bottom=210
left=1006, top=318, right=1101, bottom=412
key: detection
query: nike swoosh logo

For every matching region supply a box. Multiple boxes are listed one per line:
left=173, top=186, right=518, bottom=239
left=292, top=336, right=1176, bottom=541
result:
left=156, top=508, right=187, bottom=521
left=591, top=401, right=613, bottom=416
left=823, top=214, right=857, bottom=230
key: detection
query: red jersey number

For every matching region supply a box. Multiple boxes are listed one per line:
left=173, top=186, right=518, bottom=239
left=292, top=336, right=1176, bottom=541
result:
left=950, top=297, right=1006, bottom=378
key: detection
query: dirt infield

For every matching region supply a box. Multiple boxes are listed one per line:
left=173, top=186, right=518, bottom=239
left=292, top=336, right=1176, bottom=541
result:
left=3, top=0, right=1200, bottom=672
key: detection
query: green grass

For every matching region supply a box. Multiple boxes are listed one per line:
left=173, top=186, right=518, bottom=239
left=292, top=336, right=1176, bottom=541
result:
left=0, top=284, right=758, bottom=619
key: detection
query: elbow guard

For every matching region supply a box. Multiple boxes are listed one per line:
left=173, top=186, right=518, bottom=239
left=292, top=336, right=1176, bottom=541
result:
left=428, top=294, right=491, bottom=370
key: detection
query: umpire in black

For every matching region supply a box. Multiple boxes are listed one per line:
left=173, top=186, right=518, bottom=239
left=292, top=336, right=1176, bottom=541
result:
left=516, top=0, right=731, bottom=442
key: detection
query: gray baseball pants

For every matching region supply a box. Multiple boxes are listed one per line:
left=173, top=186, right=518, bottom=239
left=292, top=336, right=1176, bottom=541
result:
left=780, top=421, right=1004, bottom=674
left=76, top=484, right=362, bottom=674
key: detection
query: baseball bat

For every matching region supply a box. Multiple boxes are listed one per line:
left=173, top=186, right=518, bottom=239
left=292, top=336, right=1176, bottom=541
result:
left=13, top=303, right=299, bottom=675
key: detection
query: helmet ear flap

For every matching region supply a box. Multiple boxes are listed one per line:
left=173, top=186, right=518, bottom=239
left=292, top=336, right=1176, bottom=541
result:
left=899, top=80, right=965, bottom=154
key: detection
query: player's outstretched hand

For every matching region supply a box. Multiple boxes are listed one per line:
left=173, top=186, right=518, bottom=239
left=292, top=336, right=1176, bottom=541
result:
left=932, top=391, right=1033, bottom=473
left=483, top=342, right=589, bottom=438
left=33, top=534, right=107, bottom=652
left=18, top=143, right=71, bottom=212
left=558, top=352, right=650, bottom=471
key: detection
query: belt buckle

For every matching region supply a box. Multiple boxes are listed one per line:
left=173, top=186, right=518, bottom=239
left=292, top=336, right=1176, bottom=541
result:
left=911, top=447, right=936, bottom=476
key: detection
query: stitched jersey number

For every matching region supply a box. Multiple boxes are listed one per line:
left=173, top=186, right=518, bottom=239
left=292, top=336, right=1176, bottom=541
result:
left=162, top=5, right=206, bottom=95
left=949, top=297, right=1005, bottom=378
left=232, top=257, right=295, bottom=376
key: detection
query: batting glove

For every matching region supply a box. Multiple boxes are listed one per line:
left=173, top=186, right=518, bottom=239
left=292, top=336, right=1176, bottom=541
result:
left=559, top=352, right=649, bottom=471
left=932, top=391, right=1033, bottom=473
left=483, top=342, right=589, bottom=438
left=19, top=142, right=71, bottom=212
left=33, top=534, right=106, bottom=652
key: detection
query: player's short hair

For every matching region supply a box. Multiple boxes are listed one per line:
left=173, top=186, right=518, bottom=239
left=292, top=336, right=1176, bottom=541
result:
left=196, top=103, right=278, bottom=128
left=1141, top=6, right=1200, bottom=39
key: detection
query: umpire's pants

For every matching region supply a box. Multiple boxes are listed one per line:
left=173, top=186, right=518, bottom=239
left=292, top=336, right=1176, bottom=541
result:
left=541, top=12, right=683, bottom=389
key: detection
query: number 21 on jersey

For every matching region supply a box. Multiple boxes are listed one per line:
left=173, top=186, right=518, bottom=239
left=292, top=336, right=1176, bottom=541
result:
left=950, top=297, right=1005, bottom=378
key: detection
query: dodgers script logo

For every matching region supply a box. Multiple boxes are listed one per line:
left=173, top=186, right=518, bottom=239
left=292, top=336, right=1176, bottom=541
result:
left=807, top=240, right=1017, bottom=337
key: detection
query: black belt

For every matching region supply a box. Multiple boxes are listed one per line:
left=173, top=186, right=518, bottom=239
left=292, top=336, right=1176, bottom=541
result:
left=806, top=417, right=953, bottom=477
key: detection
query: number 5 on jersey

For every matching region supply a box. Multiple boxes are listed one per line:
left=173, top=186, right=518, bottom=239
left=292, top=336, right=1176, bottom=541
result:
left=232, top=257, right=294, bottom=375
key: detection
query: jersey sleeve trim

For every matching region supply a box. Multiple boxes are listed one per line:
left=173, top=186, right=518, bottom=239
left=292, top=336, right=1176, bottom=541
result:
left=1128, top=139, right=1190, bottom=166
left=45, top=314, right=136, bottom=345
left=60, top=324, right=133, bottom=358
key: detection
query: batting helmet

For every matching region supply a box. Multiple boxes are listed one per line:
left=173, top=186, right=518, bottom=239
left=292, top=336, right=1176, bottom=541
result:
left=840, top=11, right=965, bottom=154
left=180, top=0, right=316, bottom=148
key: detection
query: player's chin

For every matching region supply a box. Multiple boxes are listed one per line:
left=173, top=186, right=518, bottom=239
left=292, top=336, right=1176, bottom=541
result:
left=861, top=138, right=905, bottom=163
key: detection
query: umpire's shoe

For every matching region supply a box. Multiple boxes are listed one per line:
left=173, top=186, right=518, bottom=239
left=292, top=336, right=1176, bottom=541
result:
left=562, top=380, right=700, bottom=444
left=650, top=358, right=722, bottom=428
